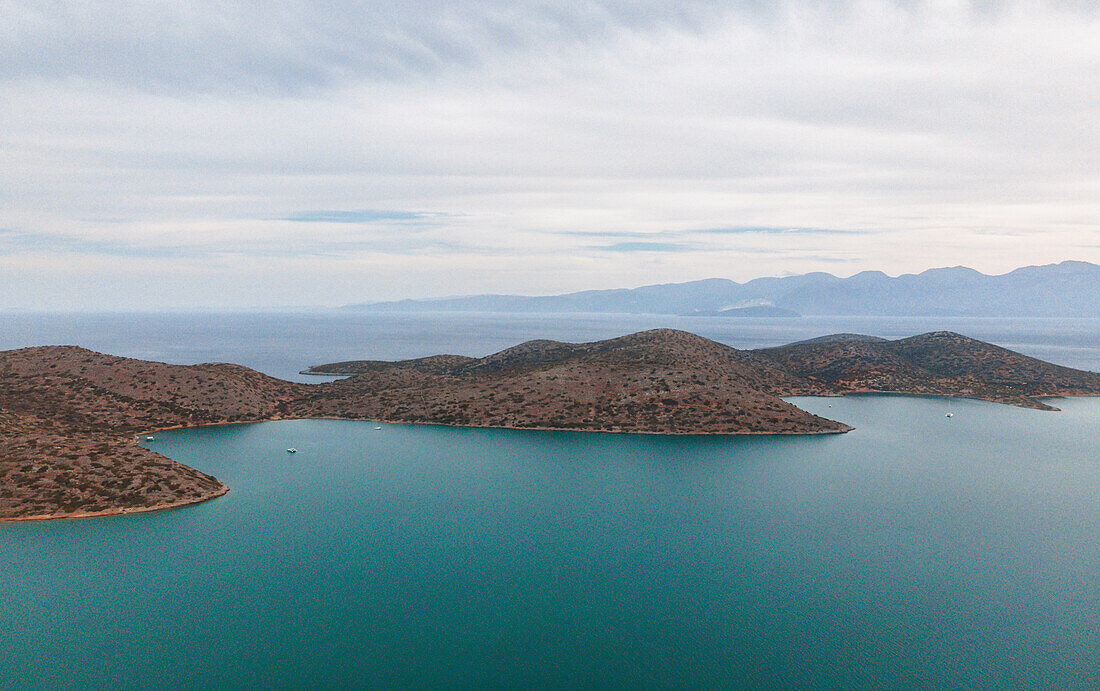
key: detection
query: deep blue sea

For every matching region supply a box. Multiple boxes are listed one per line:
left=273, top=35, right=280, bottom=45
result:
left=1, top=311, right=1097, bottom=380
left=1, top=312, right=1099, bottom=688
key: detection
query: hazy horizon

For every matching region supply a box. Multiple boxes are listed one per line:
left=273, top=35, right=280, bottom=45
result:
left=0, top=258, right=1093, bottom=313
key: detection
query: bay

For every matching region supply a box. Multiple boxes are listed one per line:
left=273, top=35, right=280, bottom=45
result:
left=2, top=312, right=1099, bottom=687
left=2, top=395, right=1099, bottom=688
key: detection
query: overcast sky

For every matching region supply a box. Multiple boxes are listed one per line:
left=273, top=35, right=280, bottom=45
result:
left=2, top=0, right=1098, bottom=309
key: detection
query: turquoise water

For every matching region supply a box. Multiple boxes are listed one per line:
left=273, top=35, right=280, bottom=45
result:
left=3, top=395, right=1100, bottom=688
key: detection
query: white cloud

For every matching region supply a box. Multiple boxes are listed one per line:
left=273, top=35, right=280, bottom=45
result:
left=1, top=0, right=1098, bottom=308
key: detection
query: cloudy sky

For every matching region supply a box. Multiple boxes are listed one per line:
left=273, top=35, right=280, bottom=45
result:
left=2, top=0, right=1098, bottom=309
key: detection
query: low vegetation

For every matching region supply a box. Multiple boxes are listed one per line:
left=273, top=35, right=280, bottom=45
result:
left=4, top=330, right=1098, bottom=520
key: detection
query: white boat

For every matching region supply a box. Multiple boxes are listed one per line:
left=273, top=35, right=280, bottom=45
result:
left=286, top=448, right=297, bottom=453
left=945, top=413, right=954, bottom=418
left=374, top=426, right=382, bottom=430
left=145, top=436, right=155, bottom=441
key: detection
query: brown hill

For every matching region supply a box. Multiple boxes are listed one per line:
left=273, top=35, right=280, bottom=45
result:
left=0, top=346, right=306, bottom=521
left=757, top=331, right=1100, bottom=409
left=296, top=329, right=843, bottom=436
left=4, top=329, right=1098, bottom=521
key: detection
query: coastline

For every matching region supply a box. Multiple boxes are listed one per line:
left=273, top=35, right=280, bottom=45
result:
left=295, top=415, right=854, bottom=437
left=2, top=484, right=229, bottom=523
left=5, top=328, right=1097, bottom=524
left=817, top=388, right=1065, bottom=411
left=0, top=415, right=849, bottom=525
left=0, top=423, right=243, bottom=524
left=9, top=389, right=1100, bottom=524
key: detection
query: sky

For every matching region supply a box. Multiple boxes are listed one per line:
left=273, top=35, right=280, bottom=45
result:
left=2, top=0, right=1099, bottom=310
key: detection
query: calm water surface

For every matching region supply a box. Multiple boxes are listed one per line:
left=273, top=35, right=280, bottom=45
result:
left=2, top=312, right=1097, bottom=380
left=2, top=395, right=1099, bottom=688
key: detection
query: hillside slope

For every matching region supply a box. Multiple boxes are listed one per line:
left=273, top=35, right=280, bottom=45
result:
left=758, top=331, right=1100, bottom=409
left=0, top=346, right=306, bottom=520
left=299, top=329, right=842, bottom=435
left=5, top=328, right=1098, bottom=521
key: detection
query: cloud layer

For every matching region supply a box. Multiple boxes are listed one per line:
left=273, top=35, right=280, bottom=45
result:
left=2, top=0, right=1098, bottom=308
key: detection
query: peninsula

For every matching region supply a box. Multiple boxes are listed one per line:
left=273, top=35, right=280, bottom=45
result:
left=3, top=330, right=1098, bottom=521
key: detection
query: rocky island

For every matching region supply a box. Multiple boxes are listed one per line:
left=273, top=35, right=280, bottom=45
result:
left=3, top=330, right=1098, bottom=521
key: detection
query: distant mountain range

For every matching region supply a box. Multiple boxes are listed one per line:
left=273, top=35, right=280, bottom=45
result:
left=348, top=261, right=1099, bottom=317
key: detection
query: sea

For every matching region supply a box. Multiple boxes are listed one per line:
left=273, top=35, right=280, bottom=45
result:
left=1, top=312, right=1099, bottom=688
left=1, top=311, right=1098, bottom=380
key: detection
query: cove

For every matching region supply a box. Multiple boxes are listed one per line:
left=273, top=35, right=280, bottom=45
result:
left=2, top=395, right=1099, bottom=688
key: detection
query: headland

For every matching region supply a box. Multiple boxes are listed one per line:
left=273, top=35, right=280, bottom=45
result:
left=3, top=329, right=1098, bottom=521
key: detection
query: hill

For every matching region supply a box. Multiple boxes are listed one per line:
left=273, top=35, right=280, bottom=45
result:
left=348, top=261, right=1100, bottom=317
left=4, top=329, right=1099, bottom=520
left=298, top=329, right=838, bottom=436
left=757, top=331, right=1100, bottom=409
left=0, top=346, right=306, bottom=521
left=308, top=329, right=1100, bottom=413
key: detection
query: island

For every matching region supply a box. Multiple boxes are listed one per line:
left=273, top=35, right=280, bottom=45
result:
left=3, top=330, right=1098, bottom=521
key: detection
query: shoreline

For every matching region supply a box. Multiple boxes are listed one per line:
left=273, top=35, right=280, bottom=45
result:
left=3, top=411, right=850, bottom=525
left=5, top=329, right=1097, bottom=525
left=139, top=409, right=849, bottom=437
left=0, top=425, right=241, bottom=524
left=2, top=484, right=229, bottom=523
left=292, top=416, right=854, bottom=437
left=805, top=388, right=1070, bottom=411
left=7, top=390, right=1097, bottom=524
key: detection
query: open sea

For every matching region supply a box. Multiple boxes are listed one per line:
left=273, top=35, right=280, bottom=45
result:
left=0, top=311, right=1097, bottom=381
left=2, top=312, right=1099, bottom=688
